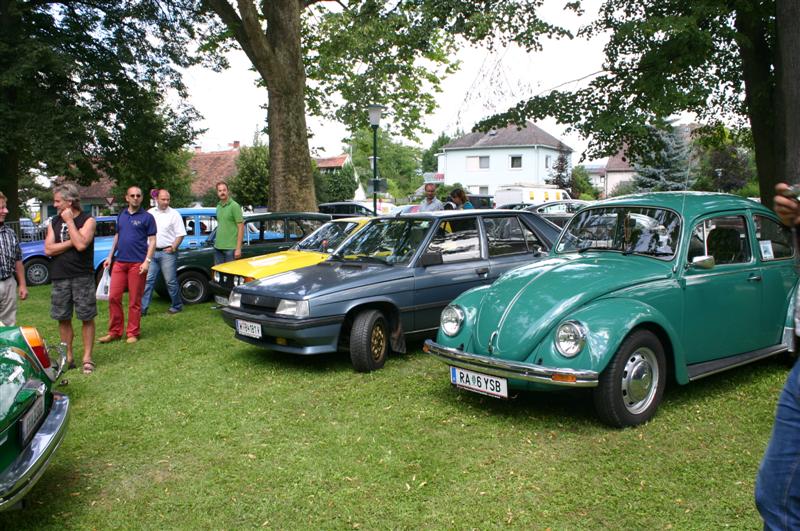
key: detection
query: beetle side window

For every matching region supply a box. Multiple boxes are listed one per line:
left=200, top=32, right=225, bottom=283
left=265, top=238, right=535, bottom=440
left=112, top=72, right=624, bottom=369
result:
left=261, top=219, right=285, bottom=241
left=688, top=216, right=751, bottom=265
left=754, top=215, right=794, bottom=260
left=483, top=216, right=534, bottom=256
left=427, top=218, right=481, bottom=263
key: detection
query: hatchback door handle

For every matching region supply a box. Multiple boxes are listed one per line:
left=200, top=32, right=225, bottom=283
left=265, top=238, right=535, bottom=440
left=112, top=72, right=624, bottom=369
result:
left=475, top=267, right=489, bottom=275
left=747, top=275, right=762, bottom=282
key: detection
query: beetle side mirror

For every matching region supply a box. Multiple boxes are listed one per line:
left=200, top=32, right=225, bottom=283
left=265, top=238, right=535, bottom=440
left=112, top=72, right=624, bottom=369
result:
left=418, top=251, right=443, bottom=267
left=690, top=255, right=715, bottom=270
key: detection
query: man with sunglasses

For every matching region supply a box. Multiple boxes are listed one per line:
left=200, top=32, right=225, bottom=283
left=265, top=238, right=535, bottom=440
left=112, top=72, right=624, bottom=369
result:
left=99, top=186, right=156, bottom=344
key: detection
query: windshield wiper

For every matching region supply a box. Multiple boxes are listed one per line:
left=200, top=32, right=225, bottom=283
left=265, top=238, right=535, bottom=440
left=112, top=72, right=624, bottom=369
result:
left=344, top=255, right=391, bottom=265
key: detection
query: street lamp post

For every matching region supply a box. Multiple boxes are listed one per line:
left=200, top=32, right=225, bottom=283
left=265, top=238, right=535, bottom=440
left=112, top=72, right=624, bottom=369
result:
left=367, top=104, right=385, bottom=215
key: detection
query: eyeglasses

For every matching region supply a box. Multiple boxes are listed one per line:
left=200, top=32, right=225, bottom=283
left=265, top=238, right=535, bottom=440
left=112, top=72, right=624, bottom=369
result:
left=129, top=194, right=142, bottom=198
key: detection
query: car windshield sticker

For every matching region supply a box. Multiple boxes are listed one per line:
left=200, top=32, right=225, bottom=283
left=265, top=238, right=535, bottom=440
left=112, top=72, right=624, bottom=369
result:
left=759, top=240, right=775, bottom=260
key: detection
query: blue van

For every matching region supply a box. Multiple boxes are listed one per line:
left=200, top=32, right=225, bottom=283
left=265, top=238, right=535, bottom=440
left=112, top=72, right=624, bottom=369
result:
left=22, top=207, right=217, bottom=286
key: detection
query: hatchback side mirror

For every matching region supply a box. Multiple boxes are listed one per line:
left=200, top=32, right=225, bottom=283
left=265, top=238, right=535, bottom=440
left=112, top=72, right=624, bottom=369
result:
left=418, top=251, right=443, bottom=267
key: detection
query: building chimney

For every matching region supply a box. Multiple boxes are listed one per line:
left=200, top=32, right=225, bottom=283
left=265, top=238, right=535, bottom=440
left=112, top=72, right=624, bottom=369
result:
left=193, top=145, right=202, bottom=153
left=231, top=140, right=241, bottom=149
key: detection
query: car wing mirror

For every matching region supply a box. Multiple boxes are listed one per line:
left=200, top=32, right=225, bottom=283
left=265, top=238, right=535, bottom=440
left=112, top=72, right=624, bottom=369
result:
left=690, top=255, right=715, bottom=270
left=418, top=251, right=443, bottom=267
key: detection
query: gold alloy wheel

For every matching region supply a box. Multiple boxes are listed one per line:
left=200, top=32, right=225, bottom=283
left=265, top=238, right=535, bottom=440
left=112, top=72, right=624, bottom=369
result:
left=370, top=323, right=386, bottom=361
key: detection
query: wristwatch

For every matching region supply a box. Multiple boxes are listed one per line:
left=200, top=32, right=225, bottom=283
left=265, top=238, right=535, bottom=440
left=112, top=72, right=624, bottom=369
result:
left=145, top=258, right=152, bottom=263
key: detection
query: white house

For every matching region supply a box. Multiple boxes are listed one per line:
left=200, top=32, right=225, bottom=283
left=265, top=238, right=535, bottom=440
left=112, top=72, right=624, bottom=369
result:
left=434, top=122, right=573, bottom=195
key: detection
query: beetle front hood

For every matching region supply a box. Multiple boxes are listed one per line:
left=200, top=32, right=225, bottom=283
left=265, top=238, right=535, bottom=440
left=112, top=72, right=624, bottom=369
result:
left=472, top=253, right=673, bottom=361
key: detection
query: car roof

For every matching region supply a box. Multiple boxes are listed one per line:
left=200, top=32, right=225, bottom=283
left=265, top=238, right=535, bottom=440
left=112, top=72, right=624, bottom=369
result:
left=242, top=211, right=332, bottom=220
left=588, top=192, right=771, bottom=220
left=380, top=208, right=530, bottom=220
left=175, top=207, right=217, bottom=215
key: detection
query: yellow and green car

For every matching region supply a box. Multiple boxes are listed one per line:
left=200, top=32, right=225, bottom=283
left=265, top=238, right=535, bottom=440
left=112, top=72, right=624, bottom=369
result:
left=210, top=217, right=370, bottom=305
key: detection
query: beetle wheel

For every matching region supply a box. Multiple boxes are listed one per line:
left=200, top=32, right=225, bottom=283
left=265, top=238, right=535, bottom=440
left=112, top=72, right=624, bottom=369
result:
left=593, top=329, right=666, bottom=428
left=350, top=309, right=389, bottom=372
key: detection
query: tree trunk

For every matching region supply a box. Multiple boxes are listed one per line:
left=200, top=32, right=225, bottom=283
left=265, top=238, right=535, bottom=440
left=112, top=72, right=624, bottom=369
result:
left=263, top=0, right=316, bottom=212
left=735, top=5, right=779, bottom=209
left=776, top=0, right=800, bottom=187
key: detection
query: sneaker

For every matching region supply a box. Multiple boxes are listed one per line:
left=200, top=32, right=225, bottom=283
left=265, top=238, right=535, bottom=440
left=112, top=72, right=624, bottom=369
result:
left=98, top=334, right=121, bottom=344
left=167, top=307, right=182, bottom=314
left=141, top=310, right=148, bottom=316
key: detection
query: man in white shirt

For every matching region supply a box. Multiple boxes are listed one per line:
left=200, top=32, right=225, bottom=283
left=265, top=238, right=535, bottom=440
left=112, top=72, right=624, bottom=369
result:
left=419, top=182, right=443, bottom=212
left=141, top=189, right=186, bottom=315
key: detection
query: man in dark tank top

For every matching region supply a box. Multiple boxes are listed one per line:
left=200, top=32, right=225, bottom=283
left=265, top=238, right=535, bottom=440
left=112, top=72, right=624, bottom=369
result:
left=44, top=183, right=97, bottom=374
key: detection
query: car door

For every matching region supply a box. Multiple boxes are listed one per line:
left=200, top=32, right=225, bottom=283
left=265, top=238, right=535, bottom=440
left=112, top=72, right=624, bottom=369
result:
left=481, top=214, right=546, bottom=280
left=752, top=214, right=796, bottom=346
left=412, top=217, right=489, bottom=332
left=682, top=213, right=764, bottom=362
left=247, top=217, right=292, bottom=257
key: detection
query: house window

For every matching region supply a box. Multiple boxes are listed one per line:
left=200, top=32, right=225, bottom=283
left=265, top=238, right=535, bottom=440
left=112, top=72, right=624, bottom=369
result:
left=545, top=155, right=552, bottom=168
left=509, top=155, right=522, bottom=169
left=466, top=156, right=490, bottom=171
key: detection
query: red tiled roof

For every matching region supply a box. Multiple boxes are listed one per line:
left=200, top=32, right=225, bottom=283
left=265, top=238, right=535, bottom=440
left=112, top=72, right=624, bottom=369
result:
left=189, top=149, right=240, bottom=197
left=444, top=122, right=572, bottom=151
left=315, top=154, right=348, bottom=169
left=606, top=149, right=634, bottom=172
left=55, top=175, right=115, bottom=202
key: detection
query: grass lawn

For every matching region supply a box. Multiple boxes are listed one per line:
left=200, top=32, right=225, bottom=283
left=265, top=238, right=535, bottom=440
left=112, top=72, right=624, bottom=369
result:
left=0, top=285, right=785, bottom=529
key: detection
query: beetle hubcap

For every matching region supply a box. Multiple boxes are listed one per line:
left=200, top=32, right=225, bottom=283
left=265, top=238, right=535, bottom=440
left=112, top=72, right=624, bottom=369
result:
left=28, top=264, right=48, bottom=284
left=620, top=347, right=659, bottom=414
left=370, top=323, right=386, bottom=361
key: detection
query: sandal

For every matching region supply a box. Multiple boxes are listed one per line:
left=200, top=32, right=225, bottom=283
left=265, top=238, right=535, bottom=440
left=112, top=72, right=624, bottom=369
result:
left=82, top=361, right=96, bottom=374
left=67, top=360, right=76, bottom=370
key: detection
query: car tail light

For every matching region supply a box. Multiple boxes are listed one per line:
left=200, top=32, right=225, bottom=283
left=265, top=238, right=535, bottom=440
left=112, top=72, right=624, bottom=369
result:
left=21, top=326, right=51, bottom=369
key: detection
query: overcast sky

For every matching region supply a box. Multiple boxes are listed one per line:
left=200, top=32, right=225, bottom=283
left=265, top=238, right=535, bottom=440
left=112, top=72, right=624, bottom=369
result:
left=182, top=0, right=608, bottom=162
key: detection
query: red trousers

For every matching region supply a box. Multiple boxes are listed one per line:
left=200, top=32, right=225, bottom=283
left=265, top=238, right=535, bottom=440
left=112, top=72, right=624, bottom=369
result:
left=108, top=261, right=146, bottom=338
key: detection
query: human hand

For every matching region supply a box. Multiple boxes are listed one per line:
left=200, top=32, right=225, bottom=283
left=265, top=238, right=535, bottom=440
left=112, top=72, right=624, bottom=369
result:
left=60, top=208, right=74, bottom=223
left=774, top=183, right=800, bottom=226
left=18, top=286, right=27, bottom=300
left=234, top=248, right=242, bottom=259
left=139, top=262, right=149, bottom=275
left=103, top=258, right=111, bottom=269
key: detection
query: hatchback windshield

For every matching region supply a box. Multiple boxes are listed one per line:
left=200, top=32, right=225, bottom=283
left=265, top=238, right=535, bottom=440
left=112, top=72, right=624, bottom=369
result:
left=557, top=206, right=681, bottom=259
left=296, top=221, right=360, bottom=253
left=333, top=218, right=432, bottom=265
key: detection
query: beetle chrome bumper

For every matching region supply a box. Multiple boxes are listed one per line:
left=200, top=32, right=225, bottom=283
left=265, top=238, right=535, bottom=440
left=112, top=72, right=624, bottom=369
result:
left=0, top=392, right=70, bottom=510
left=424, top=340, right=599, bottom=388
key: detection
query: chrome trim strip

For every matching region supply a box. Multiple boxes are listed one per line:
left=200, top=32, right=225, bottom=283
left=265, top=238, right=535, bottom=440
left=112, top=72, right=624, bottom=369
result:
left=424, top=339, right=599, bottom=388
left=687, top=344, right=788, bottom=382
left=783, top=326, right=794, bottom=352
left=0, top=393, right=70, bottom=510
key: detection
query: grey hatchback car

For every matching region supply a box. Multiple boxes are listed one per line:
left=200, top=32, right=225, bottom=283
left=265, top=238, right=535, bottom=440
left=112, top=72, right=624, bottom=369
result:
left=222, top=210, right=560, bottom=371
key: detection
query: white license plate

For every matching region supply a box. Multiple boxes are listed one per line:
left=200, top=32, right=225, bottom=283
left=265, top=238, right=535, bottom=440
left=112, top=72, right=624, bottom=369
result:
left=214, top=295, right=229, bottom=306
left=236, top=319, right=262, bottom=339
left=450, top=367, right=508, bottom=398
left=20, top=395, right=45, bottom=444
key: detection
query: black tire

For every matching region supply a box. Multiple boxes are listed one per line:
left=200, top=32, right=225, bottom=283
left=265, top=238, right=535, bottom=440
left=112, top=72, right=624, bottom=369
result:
left=178, top=271, right=210, bottom=304
left=349, top=309, right=389, bottom=372
left=593, top=330, right=666, bottom=428
left=25, top=258, right=51, bottom=286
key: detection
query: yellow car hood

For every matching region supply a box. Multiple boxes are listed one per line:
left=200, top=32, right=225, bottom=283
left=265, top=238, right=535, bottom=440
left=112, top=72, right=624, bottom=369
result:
left=212, top=249, right=329, bottom=279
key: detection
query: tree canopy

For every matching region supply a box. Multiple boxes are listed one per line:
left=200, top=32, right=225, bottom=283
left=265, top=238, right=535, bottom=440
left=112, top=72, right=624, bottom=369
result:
left=478, top=0, right=797, bottom=205
left=0, top=0, right=208, bottom=219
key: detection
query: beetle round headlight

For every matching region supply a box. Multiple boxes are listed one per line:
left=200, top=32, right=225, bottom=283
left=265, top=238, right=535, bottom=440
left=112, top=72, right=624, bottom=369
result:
left=441, top=305, right=465, bottom=337
left=555, top=320, right=587, bottom=358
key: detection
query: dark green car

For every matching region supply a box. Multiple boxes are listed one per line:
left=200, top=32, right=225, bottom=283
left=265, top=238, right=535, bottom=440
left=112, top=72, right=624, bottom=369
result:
left=155, top=212, right=331, bottom=304
left=0, top=325, right=69, bottom=509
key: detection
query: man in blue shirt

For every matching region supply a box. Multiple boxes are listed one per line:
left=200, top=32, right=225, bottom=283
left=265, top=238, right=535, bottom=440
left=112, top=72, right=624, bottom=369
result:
left=98, top=186, right=156, bottom=344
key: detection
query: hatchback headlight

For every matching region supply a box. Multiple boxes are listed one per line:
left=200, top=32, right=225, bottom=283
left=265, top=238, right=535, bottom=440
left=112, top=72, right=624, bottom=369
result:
left=213, top=271, right=220, bottom=283
left=228, top=292, right=242, bottom=308
left=441, top=305, right=465, bottom=337
left=555, top=320, right=587, bottom=358
left=276, top=299, right=309, bottom=318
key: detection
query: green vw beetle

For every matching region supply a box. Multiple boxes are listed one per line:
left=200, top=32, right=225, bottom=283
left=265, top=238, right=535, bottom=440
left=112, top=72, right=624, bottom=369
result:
left=0, top=325, right=69, bottom=509
left=425, top=193, right=797, bottom=427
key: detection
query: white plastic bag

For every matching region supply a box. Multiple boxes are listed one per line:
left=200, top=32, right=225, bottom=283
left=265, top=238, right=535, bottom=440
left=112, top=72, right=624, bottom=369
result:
left=96, top=267, right=111, bottom=301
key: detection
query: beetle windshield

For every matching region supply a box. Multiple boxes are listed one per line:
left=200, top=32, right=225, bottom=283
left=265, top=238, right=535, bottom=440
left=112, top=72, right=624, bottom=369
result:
left=295, top=221, right=359, bottom=253
left=333, top=218, right=431, bottom=265
left=557, top=206, right=681, bottom=259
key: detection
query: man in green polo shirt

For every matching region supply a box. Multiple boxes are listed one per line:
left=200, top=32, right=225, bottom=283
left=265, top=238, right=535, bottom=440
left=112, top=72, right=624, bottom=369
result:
left=214, top=181, right=244, bottom=265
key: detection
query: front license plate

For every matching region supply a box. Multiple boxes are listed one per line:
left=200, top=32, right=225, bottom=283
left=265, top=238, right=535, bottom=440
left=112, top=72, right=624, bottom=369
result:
left=20, top=395, right=45, bottom=445
left=236, top=319, right=262, bottom=339
left=450, top=367, right=508, bottom=398
left=214, top=295, right=229, bottom=306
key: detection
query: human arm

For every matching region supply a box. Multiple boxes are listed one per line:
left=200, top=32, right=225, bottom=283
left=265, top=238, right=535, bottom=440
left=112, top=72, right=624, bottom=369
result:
left=234, top=222, right=244, bottom=259
left=60, top=209, right=95, bottom=251
left=103, top=234, right=119, bottom=269
left=166, top=211, right=186, bottom=253
left=14, top=260, right=26, bottom=300
left=774, top=183, right=800, bottom=227
left=139, top=234, right=156, bottom=274
left=43, top=223, right=69, bottom=257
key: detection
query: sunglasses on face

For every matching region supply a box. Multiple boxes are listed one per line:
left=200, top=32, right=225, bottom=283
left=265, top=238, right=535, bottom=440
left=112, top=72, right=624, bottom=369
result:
left=129, top=194, right=142, bottom=198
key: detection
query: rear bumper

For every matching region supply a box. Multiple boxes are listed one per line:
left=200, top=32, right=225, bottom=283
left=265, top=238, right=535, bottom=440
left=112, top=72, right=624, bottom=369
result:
left=0, top=392, right=70, bottom=510
left=424, top=340, right=599, bottom=388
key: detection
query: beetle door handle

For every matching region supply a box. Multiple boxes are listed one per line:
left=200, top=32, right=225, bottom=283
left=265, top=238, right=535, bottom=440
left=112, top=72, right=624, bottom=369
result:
left=475, top=267, right=489, bottom=276
left=747, top=274, right=762, bottom=282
